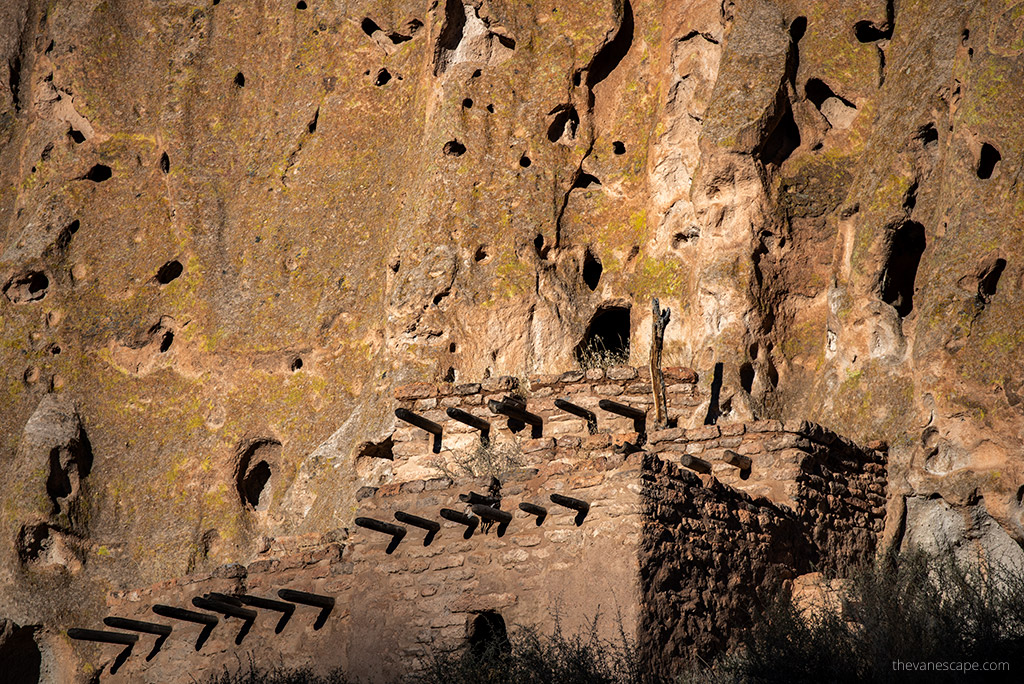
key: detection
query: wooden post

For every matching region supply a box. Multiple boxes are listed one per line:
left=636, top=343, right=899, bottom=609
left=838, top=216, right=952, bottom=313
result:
left=650, top=298, right=671, bottom=429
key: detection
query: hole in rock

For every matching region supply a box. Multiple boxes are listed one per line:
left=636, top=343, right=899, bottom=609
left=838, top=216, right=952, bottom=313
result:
left=585, top=0, right=634, bottom=89
left=433, top=0, right=467, bottom=75
left=977, top=143, right=1001, bottom=179
left=790, top=16, right=807, bottom=42
left=0, top=624, right=41, bottom=684
left=572, top=70, right=582, bottom=87
left=468, top=611, right=510, bottom=657
left=68, top=127, right=85, bottom=144
left=572, top=172, right=601, bottom=189
left=533, top=233, right=550, bottom=259
left=449, top=342, right=457, bottom=353
left=756, top=100, right=800, bottom=166
left=49, top=345, right=61, bottom=355
left=243, top=461, right=271, bottom=508
left=357, top=437, right=394, bottom=462
left=805, top=78, right=853, bottom=110
left=582, top=248, right=602, bottom=291
left=671, top=227, right=700, bottom=248
left=155, top=260, right=183, bottom=284
left=159, top=330, right=174, bottom=353
left=612, top=141, right=626, bottom=155
left=296, top=1, right=307, bottom=8
left=881, top=221, right=926, bottom=318
left=3, top=271, right=49, bottom=303
left=1018, top=484, right=1024, bottom=505
left=472, top=69, right=482, bottom=78
left=486, top=103, right=494, bottom=113
left=307, top=107, right=319, bottom=133
left=546, top=105, right=579, bottom=142
left=374, top=68, right=391, bottom=86
left=518, top=154, right=531, bottom=168
left=235, top=439, right=281, bottom=509
left=444, top=366, right=455, bottom=382
left=916, top=123, right=938, bottom=146
left=233, top=72, right=245, bottom=87
left=854, top=20, right=891, bottom=42
left=462, top=97, right=473, bottom=108
left=575, top=305, right=630, bottom=366
left=56, top=219, right=80, bottom=251
left=159, top=151, right=170, bottom=173
left=16, top=523, right=52, bottom=564
left=82, top=164, right=112, bottom=182
left=739, top=362, right=755, bottom=393
left=474, top=245, right=489, bottom=262
left=443, top=140, right=466, bottom=156
left=977, top=257, right=1006, bottom=306
left=290, top=357, right=303, bottom=371
left=962, top=29, right=970, bottom=45
left=361, top=18, right=381, bottom=37
left=766, top=358, right=779, bottom=387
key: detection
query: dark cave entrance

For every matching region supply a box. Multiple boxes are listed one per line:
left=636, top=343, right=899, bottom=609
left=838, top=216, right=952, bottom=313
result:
left=468, top=611, right=510, bottom=657
left=0, top=625, right=41, bottom=684
left=881, top=221, right=926, bottom=318
left=575, top=305, right=630, bottom=366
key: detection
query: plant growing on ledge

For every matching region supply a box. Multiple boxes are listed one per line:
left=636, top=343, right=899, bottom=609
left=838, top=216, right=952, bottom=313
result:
left=575, top=336, right=630, bottom=371
left=429, top=439, right=525, bottom=480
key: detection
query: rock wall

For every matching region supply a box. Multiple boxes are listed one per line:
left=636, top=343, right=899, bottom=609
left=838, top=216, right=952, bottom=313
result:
left=37, top=371, right=885, bottom=681
left=1, top=0, right=1023, bottom=679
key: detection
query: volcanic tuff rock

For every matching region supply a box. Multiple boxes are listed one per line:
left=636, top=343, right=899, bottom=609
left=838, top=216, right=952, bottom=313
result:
left=1, top=0, right=1023, bottom=675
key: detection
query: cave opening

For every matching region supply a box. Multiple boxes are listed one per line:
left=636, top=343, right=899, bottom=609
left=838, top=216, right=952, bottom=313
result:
left=443, top=140, right=466, bottom=156
left=739, top=363, right=755, bottom=393
left=82, top=164, right=112, bottom=182
left=977, top=143, right=1001, bottom=179
left=155, top=260, right=183, bottom=284
left=236, top=439, right=281, bottom=509
left=468, top=611, right=510, bottom=658
left=881, top=221, right=926, bottom=318
left=0, top=625, right=41, bottom=684
left=582, top=248, right=602, bottom=291
left=243, top=461, right=272, bottom=508
left=575, top=305, right=630, bottom=366
left=3, top=271, right=49, bottom=303
left=756, top=100, right=800, bottom=166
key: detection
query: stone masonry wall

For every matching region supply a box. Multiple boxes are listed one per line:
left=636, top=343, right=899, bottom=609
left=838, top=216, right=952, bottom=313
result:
left=638, top=457, right=811, bottom=674
left=66, top=367, right=885, bottom=682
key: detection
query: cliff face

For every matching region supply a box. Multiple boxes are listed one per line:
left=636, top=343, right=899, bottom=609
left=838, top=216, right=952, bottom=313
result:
left=1, top=0, right=1022, bottom=654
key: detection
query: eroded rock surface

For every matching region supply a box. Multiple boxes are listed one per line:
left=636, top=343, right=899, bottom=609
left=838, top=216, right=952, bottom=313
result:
left=1, top=0, right=1023, bottom=677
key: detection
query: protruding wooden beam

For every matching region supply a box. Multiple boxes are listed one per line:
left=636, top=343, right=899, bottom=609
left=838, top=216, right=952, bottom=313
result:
left=395, top=407, right=443, bottom=453
left=722, top=449, right=752, bottom=471
left=518, top=502, right=547, bottom=525
left=459, top=491, right=499, bottom=506
left=355, top=516, right=407, bottom=553
left=277, top=589, right=335, bottom=610
left=395, top=511, right=441, bottom=546
left=67, top=628, right=138, bottom=646
left=277, top=589, right=334, bottom=630
left=598, top=399, right=646, bottom=433
left=680, top=454, right=712, bottom=474
left=549, top=493, right=590, bottom=526
left=446, top=407, right=491, bottom=445
left=488, top=399, right=543, bottom=438
left=151, top=605, right=216, bottom=651
left=152, top=605, right=218, bottom=627
left=102, top=617, right=172, bottom=637
left=440, top=507, right=479, bottom=538
left=553, top=398, right=598, bottom=434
